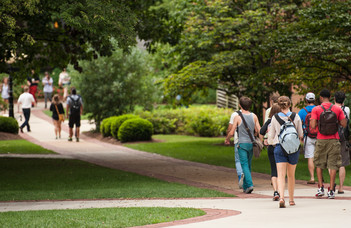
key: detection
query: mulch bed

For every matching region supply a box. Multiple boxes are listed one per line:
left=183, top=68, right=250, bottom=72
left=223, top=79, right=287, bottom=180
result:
left=0, top=132, right=22, bottom=140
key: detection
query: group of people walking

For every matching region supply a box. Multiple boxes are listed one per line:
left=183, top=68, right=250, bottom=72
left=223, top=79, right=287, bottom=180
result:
left=226, top=89, right=349, bottom=208
left=16, top=69, right=83, bottom=142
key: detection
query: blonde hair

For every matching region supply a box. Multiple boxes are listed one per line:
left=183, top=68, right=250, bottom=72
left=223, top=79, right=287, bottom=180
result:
left=52, top=94, right=60, bottom=105
left=278, top=96, right=291, bottom=110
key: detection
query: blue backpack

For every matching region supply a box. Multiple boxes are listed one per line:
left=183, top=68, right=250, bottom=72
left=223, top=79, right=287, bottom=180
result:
left=275, top=112, right=300, bottom=155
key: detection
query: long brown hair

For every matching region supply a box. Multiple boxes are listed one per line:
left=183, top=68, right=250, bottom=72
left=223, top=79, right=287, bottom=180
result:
left=269, top=104, right=281, bottom=118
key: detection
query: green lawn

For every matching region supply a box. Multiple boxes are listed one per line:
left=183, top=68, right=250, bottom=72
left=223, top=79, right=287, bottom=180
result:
left=43, top=108, right=89, bottom=120
left=0, top=207, right=205, bottom=228
left=0, top=140, right=55, bottom=154
left=0, top=158, right=233, bottom=202
left=125, top=135, right=351, bottom=186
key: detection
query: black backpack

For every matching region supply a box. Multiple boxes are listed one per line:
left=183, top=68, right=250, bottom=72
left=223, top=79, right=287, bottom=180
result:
left=318, top=104, right=338, bottom=135
left=339, top=106, right=350, bottom=142
left=69, top=95, right=81, bottom=115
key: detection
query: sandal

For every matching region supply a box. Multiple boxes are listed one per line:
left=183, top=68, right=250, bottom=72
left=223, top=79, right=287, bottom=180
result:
left=307, top=180, right=315, bottom=184
left=279, top=199, right=286, bottom=208
left=289, top=201, right=296, bottom=206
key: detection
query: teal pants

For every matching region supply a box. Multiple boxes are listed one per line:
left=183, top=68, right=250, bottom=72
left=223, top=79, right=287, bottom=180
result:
left=238, top=143, right=253, bottom=190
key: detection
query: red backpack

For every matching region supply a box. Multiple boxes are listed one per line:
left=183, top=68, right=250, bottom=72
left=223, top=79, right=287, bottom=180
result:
left=303, top=107, right=318, bottom=138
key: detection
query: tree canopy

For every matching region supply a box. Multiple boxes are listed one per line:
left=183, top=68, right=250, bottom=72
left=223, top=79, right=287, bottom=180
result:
left=0, top=0, right=137, bottom=77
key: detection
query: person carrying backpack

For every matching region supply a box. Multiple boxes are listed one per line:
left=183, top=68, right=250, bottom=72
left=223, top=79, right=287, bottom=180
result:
left=268, top=96, right=303, bottom=208
left=310, top=89, right=347, bottom=199
left=298, top=92, right=317, bottom=184
left=333, top=91, right=350, bottom=194
left=66, top=87, right=83, bottom=142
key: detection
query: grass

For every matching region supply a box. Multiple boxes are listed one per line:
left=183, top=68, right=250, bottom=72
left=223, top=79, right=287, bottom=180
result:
left=0, top=140, right=55, bottom=154
left=125, top=135, right=351, bottom=186
left=0, top=158, right=233, bottom=202
left=43, top=108, right=90, bottom=120
left=0, top=207, right=205, bottom=228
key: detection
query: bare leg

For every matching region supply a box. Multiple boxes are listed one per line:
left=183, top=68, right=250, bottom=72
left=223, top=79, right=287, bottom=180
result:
left=339, top=167, right=346, bottom=192
left=76, top=127, right=80, bottom=139
left=58, top=121, right=62, bottom=138
left=329, top=169, right=337, bottom=191
left=287, top=164, right=297, bottom=204
left=69, top=128, right=73, bottom=138
left=316, top=167, right=323, bottom=187
left=308, top=158, right=315, bottom=181
left=52, top=119, right=58, bottom=138
left=277, top=163, right=287, bottom=200
left=271, top=176, right=278, bottom=192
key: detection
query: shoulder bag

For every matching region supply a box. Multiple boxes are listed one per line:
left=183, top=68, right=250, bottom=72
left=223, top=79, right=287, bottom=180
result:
left=237, top=111, right=263, bottom=158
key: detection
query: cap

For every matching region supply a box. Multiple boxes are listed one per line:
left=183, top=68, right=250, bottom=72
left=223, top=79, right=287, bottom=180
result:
left=306, top=92, right=315, bottom=101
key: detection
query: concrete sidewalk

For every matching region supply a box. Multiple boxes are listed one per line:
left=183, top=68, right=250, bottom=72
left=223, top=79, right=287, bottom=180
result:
left=2, top=101, right=351, bottom=227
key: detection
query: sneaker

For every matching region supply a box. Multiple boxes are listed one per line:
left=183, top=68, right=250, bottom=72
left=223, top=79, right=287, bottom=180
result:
left=76, top=138, right=79, bottom=142
left=244, top=186, right=253, bottom=194
left=328, top=188, right=335, bottom=199
left=273, top=191, right=280, bottom=201
left=316, top=186, right=325, bottom=197
left=68, top=137, right=73, bottom=142
left=238, top=173, right=244, bottom=189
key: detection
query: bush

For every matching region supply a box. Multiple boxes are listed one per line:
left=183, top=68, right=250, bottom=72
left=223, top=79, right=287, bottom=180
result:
left=135, top=105, right=232, bottom=137
left=110, top=114, right=139, bottom=139
left=0, top=116, right=19, bottom=134
left=118, top=118, right=153, bottom=142
left=100, top=116, right=118, bottom=137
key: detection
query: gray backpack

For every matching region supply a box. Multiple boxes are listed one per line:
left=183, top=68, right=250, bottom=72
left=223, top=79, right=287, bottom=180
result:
left=275, top=112, right=300, bottom=155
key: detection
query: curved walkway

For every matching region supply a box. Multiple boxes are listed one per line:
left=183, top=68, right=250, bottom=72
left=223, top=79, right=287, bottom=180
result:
left=2, top=102, right=351, bottom=227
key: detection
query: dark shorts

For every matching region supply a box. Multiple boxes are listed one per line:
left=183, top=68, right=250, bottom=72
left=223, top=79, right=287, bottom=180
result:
left=340, top=141, right=350, bottom=167
left=274, top=144, right=300, bottom=165
left=314, top=139, right=341, bottom=170
left=69, top=114, right=81, bottom=128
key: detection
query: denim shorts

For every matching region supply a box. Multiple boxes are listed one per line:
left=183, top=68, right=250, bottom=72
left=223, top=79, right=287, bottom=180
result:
left=274, top=144, right=300, bottom=165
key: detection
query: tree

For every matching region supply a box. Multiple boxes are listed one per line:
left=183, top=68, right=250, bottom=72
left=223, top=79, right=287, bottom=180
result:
left=160, top=0, right=301, bottom=120
left=70, top=43, right=157, bottom=130
left=275, top=0, right=351, bottom=96
left=0, top=0, right=137, bottom=77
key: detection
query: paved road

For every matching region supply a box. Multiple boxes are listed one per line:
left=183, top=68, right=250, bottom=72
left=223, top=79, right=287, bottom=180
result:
left=2, top=102, right=351, bottom=227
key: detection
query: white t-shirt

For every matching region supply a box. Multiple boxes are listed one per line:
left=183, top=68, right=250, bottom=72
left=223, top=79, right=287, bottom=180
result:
left=229, top=111, right=239, bottom=144
left=59, top=72, right=71, bottom=85
left=18, top=92, right=35, bottom=109
left=42, top=77, right=53, bottom=93
left=342, top=106, right=350, bottom=119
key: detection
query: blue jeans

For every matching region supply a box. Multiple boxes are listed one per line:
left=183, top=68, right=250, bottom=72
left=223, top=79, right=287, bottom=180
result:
left=234, top=144, right=243, bottom=178
left=238, top=143, right=253, bottom=190
left=20, top=108, right=31, bottom=131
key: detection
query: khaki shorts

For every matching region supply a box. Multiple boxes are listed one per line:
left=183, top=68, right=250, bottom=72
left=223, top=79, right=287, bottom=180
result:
left=314, top=139, right=341, bottom=170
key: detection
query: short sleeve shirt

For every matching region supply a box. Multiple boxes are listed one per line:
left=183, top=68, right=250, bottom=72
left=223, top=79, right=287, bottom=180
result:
left=311, top=102, right=345, bottom=139
left=298, top=105, right=316, bottom=132
left=229, top=112, right=239, bottom=144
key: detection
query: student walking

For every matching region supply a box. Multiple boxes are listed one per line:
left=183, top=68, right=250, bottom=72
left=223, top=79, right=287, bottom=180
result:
left=50, top=94, right=65, bottom=139
left=27, top=69, right=40, bottom=104
left=66, top=87, right=83, bottom=142
left=225, top=96, right=261, bottom=194
left=17, top=86, right=36, bottom=133
left=227, top=110, right=244, bottom=188
left=298, top=92, right=317, bottom=184
left=333, top=91, right=350, bottom=194
left=310, top=89, right=347, bottom=199
left=1, top=77, right=9, bottom=114
left=268, top=96, right=303, bottom=208
left=42, top=72, right=53, bottom=109
left=260, top=104, right=281, bottom=201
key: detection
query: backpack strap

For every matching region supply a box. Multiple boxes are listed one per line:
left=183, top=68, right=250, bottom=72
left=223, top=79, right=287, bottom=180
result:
left=303, top=107, right=310, bottom=113
left=237, top=111, right=255, bottom=143
left=274, top=113, right=285, bottom=126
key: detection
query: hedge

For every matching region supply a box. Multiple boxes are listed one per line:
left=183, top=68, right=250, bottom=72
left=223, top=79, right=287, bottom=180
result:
left=110, top=114, right=139, bottom=139
left=118, top=118, right=153, bottom=142
left=0, top=116, right=19, bottom=134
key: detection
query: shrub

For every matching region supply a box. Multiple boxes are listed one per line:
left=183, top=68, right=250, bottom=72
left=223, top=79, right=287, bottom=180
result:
left=100, top=116, right=118, bottom=137
left=110, top=114, right=139, bottom=139
left=190, top=115, right=219, bottom=137
left=118, top=118, right=153, bottom=142
left=0, top=116, right=19, bottom=134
